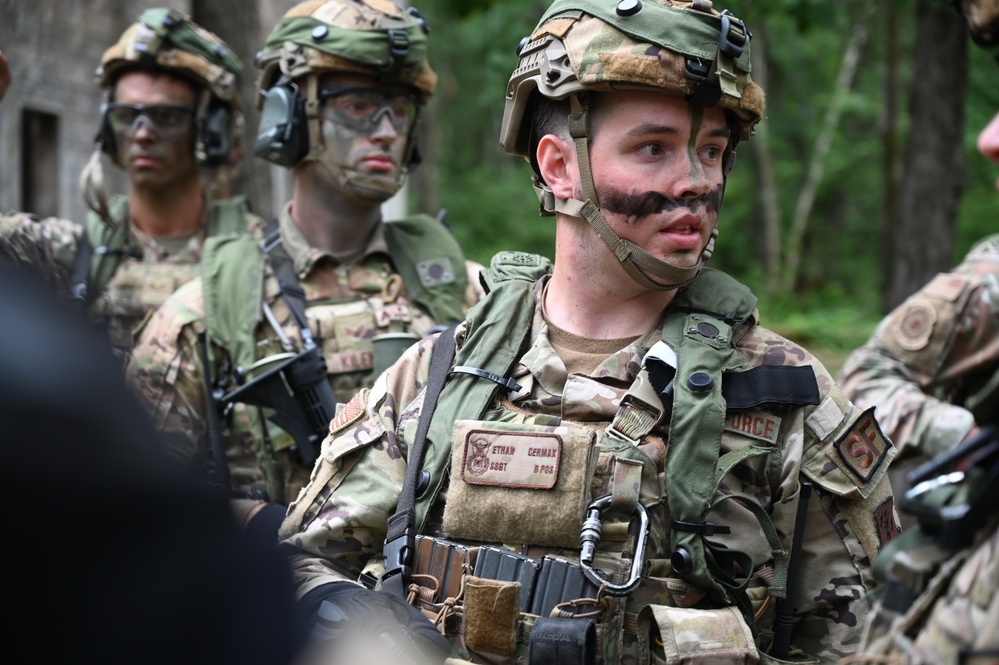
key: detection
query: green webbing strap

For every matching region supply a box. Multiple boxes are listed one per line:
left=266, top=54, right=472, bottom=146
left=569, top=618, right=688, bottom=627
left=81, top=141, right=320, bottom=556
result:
left=204, top=195, right=252, bottom=236
left=201, top=232, right=265, bottom=373
left=663, top=311, right=734, bottom=604
left=84, top=196, right=132, bottom=300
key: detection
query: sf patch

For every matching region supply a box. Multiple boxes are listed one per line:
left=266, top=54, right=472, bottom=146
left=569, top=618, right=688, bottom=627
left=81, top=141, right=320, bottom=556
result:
left=834, top=407, right=892, bottom=483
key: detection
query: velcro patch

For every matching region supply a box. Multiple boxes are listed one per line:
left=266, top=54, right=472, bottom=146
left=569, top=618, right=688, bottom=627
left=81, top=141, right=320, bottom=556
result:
left=875, top=496, right=902, bottom=548
left=417, top=257, right=455, bottom=288
left=329, top=392, right=366, bottom=434
left=833, top=408, right=892, bottom=484
left=923, top=273, right=969, bottom=302
left=892, top=300, right=937, bottom=352
left=724, top=411, right=782, bottom=445
left=374, top=303, right=413, bottom=327
left=460, top=429, right=562, bottom=489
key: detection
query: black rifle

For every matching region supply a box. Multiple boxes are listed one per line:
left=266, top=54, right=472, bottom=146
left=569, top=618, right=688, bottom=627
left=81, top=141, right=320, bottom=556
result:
left=218, top=343, right=336, bottom=468
left=197, top=330, right=231, bottom=490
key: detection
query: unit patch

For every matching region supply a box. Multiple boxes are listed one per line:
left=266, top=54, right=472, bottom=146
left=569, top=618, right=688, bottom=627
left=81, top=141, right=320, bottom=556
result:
left=417, top=257, right=456, bottom=288
left=893, top=300, right=937, bottom=351
left=833, top=408, right=892, bottom=483
left=329, top=392, right=366, bottom=434
left=875, top=496, right=902, bottom=548
left=461, top=429, right=561, bottom=489
left=725, top=412, right=782, bottom=445
left=923, top=273, right=968, bottom=302
left=374, top=303, right=413, bottom=327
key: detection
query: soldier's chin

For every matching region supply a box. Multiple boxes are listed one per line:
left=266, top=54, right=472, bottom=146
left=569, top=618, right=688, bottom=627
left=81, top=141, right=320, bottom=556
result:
left=345, top=173, right=401, bottom=203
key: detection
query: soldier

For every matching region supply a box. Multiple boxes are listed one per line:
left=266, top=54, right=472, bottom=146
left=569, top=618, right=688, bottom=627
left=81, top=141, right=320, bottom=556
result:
left=127, top=0, right=483, bottom=533
left=277, top=2, right=900, bottom=663
left=838, top=2, right=998, bottom=662
left=0, top=9, right=257, bottom=355
left=838, top=7, right=998, bottom=513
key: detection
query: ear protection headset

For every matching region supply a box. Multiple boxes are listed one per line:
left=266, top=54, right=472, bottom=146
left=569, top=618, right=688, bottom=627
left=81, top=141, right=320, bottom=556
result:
left=253, top=78, right=309, bottom=167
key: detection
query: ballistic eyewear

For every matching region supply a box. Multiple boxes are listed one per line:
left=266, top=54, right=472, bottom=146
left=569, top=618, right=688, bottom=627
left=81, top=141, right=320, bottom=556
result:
left=318, top=87, right=417, bottom=134
left=106, top=103, right=196, bottom=140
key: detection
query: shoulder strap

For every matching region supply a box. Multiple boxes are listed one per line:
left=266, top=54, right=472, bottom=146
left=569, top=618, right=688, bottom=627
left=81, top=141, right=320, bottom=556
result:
left=260, top=220, right=310, bottom=338
left=415, top=252, right=551, bottom=530
left=69, top=229, right=94, bottom=306
left=201, top=230, right=265, bottom=373
left=382, top=322, right=459, bottom=599
left=81, top=197, right=133, bottom=303
left=205, top=195, right=252, bottom=236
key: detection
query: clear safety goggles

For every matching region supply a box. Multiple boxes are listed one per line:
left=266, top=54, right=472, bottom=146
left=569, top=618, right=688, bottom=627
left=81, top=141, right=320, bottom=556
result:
left=106, top=103, right=195, bottom=140
left=318, top=87, right=417, bottom=134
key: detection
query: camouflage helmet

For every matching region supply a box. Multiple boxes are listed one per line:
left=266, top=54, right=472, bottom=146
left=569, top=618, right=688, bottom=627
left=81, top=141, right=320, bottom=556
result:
left=500, top=0, right=766, bottom=293
left=81, top=9, right=244, bottom=226
left=255, top=0, right=437, bottom=103
left=253, top=0, right=437, bottom=200
left=97, top=7, right=242, bottom=111
left=501, top=0, right=764, bottom=158
left=949, top=0, right=999, bottom=52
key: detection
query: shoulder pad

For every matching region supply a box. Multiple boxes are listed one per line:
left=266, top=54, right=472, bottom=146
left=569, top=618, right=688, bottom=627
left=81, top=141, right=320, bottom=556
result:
left=483, top=251, right=552, bottom=290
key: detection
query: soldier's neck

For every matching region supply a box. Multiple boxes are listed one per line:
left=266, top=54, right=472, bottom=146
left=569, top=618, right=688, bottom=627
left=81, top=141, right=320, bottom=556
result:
left=129, top=180, right=205, bottom=238
left=290, top=174, right=383, bottom=259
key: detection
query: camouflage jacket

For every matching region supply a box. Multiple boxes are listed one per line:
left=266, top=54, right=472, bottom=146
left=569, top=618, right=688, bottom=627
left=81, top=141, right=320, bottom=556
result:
left=844, top=438, right=999, bottom=664
left=127, top=202, right=484, bottom=505
left=0, top=195, right=258, bottom=353
left=839, top=235, right=999, bottom=461
left=280, top=266, right=900, bottom=664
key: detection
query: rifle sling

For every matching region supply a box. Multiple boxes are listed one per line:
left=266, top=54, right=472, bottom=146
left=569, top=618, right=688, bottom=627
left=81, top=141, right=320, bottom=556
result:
left=382, top=323, right=458, bottom=599
left=261, top=220, right=310, bottom=336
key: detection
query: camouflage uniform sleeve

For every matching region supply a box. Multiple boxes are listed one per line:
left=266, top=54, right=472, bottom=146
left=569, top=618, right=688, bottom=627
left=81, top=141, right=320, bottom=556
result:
left=0, top=212, right=81, bottom=294
left=126, top=278, right=211, bottom=470
left=838, top=244, right=999, bottom=459
left=740, top=325, right=900, bottom=661
left=278, top=332, right=438, bottom=599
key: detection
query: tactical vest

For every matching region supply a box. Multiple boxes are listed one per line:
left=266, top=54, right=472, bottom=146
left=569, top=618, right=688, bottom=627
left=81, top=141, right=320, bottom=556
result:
left=402, top=253, right=819, bottom=663
left=200, top=213, right=470, bottom=503
left=74, top=194, right=251, bottom=352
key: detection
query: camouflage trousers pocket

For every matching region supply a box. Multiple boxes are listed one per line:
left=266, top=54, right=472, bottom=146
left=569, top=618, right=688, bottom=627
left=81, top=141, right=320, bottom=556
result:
left=639, top=605, right=760, bottom=664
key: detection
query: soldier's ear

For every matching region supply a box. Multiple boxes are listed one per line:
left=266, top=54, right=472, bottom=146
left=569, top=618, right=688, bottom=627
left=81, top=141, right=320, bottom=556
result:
left=536, top=134, right=575, bottom=201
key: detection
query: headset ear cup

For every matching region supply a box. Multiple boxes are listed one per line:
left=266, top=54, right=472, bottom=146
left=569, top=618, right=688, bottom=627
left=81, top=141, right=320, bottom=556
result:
left=201, top=105, right=233, bottom=166
left=253, top=84, right=308, bottom=167
left=97, top=104, right=117, bottom=160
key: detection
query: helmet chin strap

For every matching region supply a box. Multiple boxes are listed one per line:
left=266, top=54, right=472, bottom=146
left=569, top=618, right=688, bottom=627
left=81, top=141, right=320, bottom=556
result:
left=551, top=95, right=715, bottom=292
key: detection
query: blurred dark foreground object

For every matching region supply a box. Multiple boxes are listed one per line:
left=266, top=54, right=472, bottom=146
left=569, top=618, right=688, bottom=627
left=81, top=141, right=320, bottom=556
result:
left=0, top=261, right=304, bottom=665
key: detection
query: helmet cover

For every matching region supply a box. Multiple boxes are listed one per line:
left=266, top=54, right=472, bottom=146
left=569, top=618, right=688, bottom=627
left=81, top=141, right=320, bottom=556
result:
left=501, top=0, right=765, bottom=158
